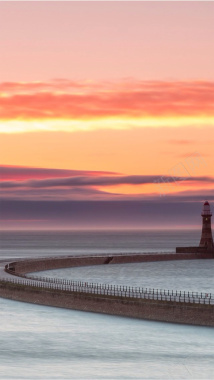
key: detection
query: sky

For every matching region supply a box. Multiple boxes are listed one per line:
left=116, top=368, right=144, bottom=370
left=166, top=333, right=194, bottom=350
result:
left=0, top=2, right=214, bottom=229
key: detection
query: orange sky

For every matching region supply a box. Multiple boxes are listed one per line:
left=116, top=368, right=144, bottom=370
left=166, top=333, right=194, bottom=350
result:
left=0, top=79, right=214, bottom=197
left=0, top=2, right=214, bottom=228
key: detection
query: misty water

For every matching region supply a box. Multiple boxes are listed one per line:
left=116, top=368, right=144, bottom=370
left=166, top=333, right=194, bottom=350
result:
left=35, top=259, right=214, bottom=295
left=0, top=230, right=214, bottom=379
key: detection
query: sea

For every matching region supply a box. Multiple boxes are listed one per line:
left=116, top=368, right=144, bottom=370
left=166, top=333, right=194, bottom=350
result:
left=0, top=229, right=214, bottom=380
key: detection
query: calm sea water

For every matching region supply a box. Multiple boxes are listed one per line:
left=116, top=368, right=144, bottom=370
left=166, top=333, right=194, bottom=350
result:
left=0, top=229, right=214, bottom=380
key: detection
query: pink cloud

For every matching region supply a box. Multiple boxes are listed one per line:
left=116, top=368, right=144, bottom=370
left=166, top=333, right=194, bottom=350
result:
left=0, top=80, right=214, bottom=120
left=0, top=165, right=118, bottom=181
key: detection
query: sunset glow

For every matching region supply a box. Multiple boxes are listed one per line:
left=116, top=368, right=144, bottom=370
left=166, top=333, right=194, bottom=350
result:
left=0, top=1, right=214, bottom=228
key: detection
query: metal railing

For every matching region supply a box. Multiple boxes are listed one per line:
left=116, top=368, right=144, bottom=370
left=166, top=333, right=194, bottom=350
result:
left=2, top=268, right=213, bottom=305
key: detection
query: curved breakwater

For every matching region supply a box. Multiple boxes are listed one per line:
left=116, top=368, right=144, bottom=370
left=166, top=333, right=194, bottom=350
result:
left=0, top=251, right=214, bottom=327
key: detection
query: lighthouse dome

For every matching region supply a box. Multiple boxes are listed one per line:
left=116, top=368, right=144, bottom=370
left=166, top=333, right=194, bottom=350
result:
left=202, top=201, right=212, bottom=216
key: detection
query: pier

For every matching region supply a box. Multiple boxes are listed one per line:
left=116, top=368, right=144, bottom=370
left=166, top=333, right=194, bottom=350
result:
left=0, top=252, right=214, bottom=327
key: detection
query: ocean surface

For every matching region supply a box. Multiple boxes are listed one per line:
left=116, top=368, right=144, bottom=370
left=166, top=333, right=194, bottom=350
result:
left=0, top=229, right=214, bottom=380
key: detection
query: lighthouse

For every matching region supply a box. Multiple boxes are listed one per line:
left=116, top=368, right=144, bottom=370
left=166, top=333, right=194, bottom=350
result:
left=199, top=201, right=214, bottom=249
left=176, top=200, right=214, bottom=255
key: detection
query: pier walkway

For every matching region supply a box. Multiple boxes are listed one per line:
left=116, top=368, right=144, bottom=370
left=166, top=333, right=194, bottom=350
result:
left=0, top=253, right=213, bottom=305
left=0, top=253, right=214, bottom=327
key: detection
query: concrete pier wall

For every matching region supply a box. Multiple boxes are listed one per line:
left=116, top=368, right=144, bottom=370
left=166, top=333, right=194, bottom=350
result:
left=2, top=252, right=214, bottom=327
left=176, top=247, right=214, bottom=254
left=8, top=252, right=214, bottom=275
left=0, top=282, right=213, bottom=327
left=9, top=256, right=109, bottom=274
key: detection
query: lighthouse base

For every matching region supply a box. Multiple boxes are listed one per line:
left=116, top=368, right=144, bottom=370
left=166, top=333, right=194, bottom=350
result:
left=176, top=246, right=214, bottom=256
